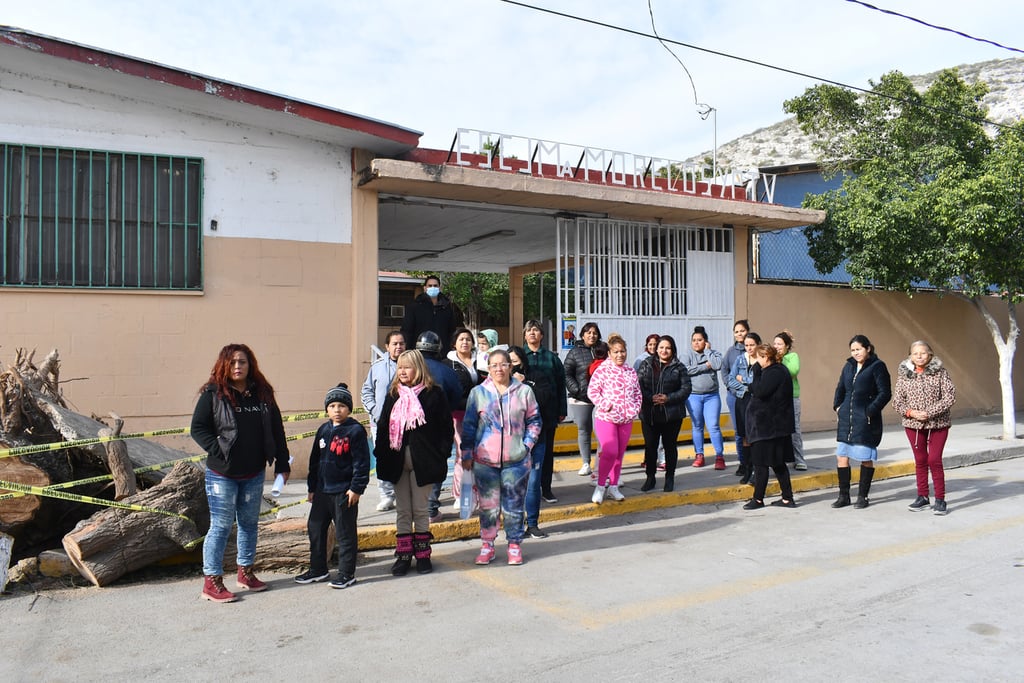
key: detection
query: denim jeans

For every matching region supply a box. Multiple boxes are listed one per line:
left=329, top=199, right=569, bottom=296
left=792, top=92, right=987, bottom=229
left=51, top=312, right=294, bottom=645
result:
left=686, top=392, right=724, bottom=456
left=524, top=440, right=546, bottom=527
left=203, top=469, right=264, bottom=576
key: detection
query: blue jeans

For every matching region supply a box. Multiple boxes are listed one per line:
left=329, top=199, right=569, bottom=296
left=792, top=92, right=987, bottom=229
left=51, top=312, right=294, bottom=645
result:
left=686, top=392, right=724, bottom=456
left=203, top=469, right=264, bottom=576
left=524, top=440, right=547, bottom=528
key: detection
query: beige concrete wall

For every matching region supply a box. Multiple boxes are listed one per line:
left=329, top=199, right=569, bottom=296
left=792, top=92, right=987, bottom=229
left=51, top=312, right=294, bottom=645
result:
left=733, top=227, right=1024, bottom=433
left=0, top=236, right=367, bottom=477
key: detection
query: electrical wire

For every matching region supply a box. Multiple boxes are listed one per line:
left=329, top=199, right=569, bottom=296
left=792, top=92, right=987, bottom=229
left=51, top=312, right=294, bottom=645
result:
left=844, top=0, right=1024, bottom=55
left=496, top=0, right=1013, bottom=130
left=647, top=0, right=710, bottom=116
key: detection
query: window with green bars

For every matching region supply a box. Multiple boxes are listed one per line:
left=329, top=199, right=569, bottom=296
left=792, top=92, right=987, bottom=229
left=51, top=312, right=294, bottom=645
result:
left=1, top=144, right=203, bottom=290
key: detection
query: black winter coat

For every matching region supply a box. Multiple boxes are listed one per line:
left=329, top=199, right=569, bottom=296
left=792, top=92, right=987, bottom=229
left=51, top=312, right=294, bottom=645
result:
left=564, top=340, right=599, bottom=402
left=374, top=385, right=454, bottom=485
left=307, top=418, right=371, bottom=495
left=833, top=354, right=892, bottom=448
left=745, top=363, right=795, bottom=443
left=637, top=356, right=691, bottom=424
left=400, top=292, right=457, bottom=351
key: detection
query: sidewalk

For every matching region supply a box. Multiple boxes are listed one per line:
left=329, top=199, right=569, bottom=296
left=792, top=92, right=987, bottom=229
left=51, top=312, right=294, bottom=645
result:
left=266, top=414, right=1024, bottom=550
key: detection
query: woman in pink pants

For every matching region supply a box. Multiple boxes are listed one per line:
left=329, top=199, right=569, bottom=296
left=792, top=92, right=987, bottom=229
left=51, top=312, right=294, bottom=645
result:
left=587, top=334, right=642, bottom=504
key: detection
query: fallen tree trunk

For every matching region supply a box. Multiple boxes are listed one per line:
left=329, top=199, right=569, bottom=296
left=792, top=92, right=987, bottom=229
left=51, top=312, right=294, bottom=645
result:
left=62, top=461, right=207, bottom=587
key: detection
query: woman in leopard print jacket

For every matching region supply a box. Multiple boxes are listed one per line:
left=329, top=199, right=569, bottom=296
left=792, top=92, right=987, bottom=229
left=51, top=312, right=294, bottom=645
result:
left=892, top=341, right=956, bottom=515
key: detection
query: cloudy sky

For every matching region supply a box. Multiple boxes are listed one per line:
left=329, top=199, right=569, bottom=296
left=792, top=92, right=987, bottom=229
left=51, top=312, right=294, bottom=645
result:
left=3, top=0, right=1021, bottom=159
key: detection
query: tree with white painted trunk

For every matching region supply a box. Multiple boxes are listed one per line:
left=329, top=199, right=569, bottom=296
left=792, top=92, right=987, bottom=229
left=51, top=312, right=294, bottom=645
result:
left=785, top=69, right=1022, bottom=439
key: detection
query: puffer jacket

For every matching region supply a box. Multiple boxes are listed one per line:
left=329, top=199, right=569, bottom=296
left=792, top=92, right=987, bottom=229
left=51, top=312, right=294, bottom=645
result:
left=461, top=377, right=542, bottom=467
left=637, top=356, right=691, bottom=424
left=564, top=340, right=599, bottom=402
left=892, top=357, right=956, bottom=431
left=833, top=354, right=892, bottom=448
left=588, top=359, right=642, bottom=425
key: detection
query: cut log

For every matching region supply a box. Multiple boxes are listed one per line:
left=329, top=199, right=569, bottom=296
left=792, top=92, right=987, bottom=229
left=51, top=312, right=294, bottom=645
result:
left=62, top=461, right=207, bottom=587
left=98, top=414, right=136, bottom=500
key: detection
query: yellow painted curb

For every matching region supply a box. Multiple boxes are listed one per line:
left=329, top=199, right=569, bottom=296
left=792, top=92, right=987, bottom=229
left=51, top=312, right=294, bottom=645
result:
left=352, top=459, right=922, bottom=551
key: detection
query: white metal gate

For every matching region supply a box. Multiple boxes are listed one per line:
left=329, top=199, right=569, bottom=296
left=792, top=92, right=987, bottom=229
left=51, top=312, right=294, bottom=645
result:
left=555, top=217, right=735, bottom=359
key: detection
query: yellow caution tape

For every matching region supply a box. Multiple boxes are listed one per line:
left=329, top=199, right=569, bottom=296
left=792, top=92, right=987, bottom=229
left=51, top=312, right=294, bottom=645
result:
left=0, top=478, right=192, bottom=521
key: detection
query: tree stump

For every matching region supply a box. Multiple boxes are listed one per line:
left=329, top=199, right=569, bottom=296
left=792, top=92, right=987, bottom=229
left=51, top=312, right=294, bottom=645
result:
left=62, top=461, right=207, bottom=587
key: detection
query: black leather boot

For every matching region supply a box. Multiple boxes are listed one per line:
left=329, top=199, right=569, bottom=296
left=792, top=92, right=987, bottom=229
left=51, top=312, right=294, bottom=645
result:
left=854, top=466, right=875, bottom=508
left=832, top=466, right=852, bottom=508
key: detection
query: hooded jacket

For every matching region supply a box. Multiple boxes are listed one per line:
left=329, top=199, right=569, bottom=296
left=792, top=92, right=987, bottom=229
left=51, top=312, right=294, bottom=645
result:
left=833, top=354, right=892, bottom=448
left=892, top=356, right=956, bottom=431
left=680, top=347, right=724, bottom=395
left=461, top=376, right=542, bottom=467
left=587, top=359, right=643, bottom=425
left=637, top=355, right=691, bottom=424
left=307, top=417, right=370, bottom=495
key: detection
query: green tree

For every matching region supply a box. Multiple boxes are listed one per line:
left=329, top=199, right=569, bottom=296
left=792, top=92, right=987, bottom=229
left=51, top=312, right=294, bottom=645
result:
left=435, top=272, right=509, bottom=333
left=784, top=69, right=1023, bottom=439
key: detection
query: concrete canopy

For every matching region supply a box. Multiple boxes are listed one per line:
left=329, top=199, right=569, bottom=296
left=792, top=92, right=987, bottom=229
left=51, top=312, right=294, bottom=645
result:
left=362, top=157, right=826, bottom=273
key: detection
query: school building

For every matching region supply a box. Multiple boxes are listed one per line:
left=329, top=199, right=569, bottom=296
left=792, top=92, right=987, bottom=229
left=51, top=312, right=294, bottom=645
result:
left=1, top=27, right=1020, bottom=451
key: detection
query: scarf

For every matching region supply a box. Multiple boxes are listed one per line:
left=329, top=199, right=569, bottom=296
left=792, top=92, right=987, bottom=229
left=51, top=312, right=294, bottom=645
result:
left=389, top=383, right=426, bottom=450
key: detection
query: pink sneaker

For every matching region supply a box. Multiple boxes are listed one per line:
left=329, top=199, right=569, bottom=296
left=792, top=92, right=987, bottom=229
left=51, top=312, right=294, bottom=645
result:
left=236, top=566, right=268, bottom=592
left=475, top=542, right=495, bottom=565
left=507, top=543, right=523, bottom=566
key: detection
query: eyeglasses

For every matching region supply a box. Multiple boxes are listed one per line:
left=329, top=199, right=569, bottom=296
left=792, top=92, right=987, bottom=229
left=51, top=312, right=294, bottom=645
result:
left=488, top=363, right=511, bottom=369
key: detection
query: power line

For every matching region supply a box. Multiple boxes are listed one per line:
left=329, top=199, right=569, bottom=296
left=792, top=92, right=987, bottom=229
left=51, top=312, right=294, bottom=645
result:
left=496, top=0, right=1012, bottom=131
left=844, top=0, right=1024, bottom=55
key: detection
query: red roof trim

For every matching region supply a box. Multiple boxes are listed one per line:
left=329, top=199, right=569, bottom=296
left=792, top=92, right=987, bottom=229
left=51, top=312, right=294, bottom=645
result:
left=0, top=27, right=421, bottom=148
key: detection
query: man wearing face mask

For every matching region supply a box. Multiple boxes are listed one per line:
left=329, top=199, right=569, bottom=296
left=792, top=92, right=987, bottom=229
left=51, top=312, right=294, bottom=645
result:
left=401, top=275, right=457, bottom=354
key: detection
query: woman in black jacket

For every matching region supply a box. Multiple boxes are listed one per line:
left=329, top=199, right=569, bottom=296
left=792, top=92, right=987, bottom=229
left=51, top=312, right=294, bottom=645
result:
left=741, top=344, right=797, bottom=509
left=637, top=335, right=691, bottom=492
left=832, top=334, right=892, bottom=509
left=563, top=322, right=602, bottom=476
left=374, top=350, right=454, bottom=576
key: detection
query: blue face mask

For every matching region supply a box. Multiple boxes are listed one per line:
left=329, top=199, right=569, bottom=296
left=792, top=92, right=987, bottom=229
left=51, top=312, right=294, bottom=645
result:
left=425, top=286, right=440, bottom=298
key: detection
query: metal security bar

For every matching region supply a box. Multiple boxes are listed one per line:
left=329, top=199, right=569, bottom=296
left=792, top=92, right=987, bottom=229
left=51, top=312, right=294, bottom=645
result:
left=1, top=143, right=203, bottom=290
left=558, top=218, right=735, bottom=318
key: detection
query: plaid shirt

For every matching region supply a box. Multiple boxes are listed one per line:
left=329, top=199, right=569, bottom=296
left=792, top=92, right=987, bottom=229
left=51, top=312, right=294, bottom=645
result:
left=524, top=345, right=567, bottom=417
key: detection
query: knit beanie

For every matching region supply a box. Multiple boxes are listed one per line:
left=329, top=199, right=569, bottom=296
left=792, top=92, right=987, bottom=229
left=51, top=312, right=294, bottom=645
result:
left=481, top=329, right=499, bottom=349
left=325, top=383, right=353, bottom=410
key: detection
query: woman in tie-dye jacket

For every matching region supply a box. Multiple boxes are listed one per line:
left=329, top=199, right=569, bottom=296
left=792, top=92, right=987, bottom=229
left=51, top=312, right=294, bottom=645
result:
left=460, top=349, right=542, bottom=566
left=587, top=333, right=643, bottom=504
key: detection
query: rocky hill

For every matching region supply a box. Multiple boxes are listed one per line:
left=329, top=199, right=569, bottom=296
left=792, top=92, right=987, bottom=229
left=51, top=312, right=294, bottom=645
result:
left=699, top=57, right=1024, bottom=169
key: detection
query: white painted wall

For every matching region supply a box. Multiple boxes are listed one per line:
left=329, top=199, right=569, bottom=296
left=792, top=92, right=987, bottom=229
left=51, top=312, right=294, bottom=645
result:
left=0, top=65, right=353, bottom=244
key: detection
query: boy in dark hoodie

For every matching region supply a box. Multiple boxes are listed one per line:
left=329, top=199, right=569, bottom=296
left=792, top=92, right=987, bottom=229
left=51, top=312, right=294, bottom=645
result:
left=295, top=383, right=370, bottom=589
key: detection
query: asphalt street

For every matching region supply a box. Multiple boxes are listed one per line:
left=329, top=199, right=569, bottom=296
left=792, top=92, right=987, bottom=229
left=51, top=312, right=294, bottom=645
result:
left=2, top=455, right=1022, bottom=682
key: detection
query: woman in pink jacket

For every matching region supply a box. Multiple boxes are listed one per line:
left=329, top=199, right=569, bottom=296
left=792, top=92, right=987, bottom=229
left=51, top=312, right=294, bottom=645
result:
left=587, top=334, right=643, bottom=504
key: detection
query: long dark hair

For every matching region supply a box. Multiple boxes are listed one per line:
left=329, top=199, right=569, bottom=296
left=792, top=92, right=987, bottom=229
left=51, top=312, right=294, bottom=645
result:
left=849, top=334, right=875, bottom=355
left=656, top=334, right=678, bottom=360
left=202, top=343, right=275, bottom=405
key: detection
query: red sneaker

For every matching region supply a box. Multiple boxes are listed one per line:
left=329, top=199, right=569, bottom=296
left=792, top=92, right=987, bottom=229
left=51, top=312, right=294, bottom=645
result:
left=201, top=575, right=238, bottom=603
left=714, top=455, right=726, bottom=470
left=692, top=454, right=706, bottom=468
left=475, top=542, right=496, bottom=565
left=507, top=543, right=524, bottom=566
left=236, top=566, right=268, bottom=592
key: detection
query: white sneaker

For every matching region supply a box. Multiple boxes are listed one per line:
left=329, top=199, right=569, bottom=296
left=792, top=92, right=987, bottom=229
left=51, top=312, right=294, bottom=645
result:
left=591, top=486, right=605, bottom=505
left=607, top=485, right=625, bottom=501
left=375, top=496, right=395, bottom=512
left=578, top=463, right=592, bottom=476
